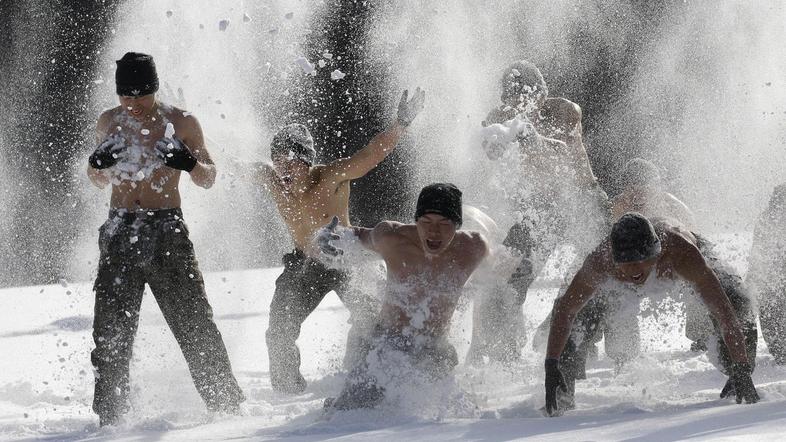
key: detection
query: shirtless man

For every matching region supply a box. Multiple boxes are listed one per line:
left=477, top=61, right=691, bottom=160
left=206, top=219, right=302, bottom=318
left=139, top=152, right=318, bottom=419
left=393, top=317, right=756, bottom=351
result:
left=468, top=60, right=609, bottom=365
left=253, top=88, right=425, bottom=394
left=543, top=213, right=758, bottom=416
left=316, top=183, right=489, bottom=410
left=747, top=183, right=786, bottom=364
left=87, top=52, right=244, bottom=426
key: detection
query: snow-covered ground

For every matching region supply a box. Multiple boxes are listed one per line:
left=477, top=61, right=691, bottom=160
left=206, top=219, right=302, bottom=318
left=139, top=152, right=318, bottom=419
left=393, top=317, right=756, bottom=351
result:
left=2, top=235, right=786, bottom=441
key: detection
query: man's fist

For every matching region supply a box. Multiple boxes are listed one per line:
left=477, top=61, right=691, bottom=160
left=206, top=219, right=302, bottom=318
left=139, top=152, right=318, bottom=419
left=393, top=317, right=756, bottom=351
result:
left=89, top=134, right=126, bottom=169
left=154, top=136, right=197, bottom=172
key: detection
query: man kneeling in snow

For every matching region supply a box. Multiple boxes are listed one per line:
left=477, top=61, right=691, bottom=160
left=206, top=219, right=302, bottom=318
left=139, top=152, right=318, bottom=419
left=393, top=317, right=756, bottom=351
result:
left=316, top=183, right=489, bottom=410
left=543, top=213, right=759, bottom=416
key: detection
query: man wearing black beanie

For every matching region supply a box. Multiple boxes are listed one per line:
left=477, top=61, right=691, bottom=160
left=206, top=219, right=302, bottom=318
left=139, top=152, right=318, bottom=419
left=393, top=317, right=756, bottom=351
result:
left=542, top=213, right=759, bottom=416
left=315, top=183, right=488, bottom=410
left=86, top=52, right=244, bottom=425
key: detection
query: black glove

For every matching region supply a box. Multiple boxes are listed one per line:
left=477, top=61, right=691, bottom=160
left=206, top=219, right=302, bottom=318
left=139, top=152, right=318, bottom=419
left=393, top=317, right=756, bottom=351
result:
left=154, top=136, right=198, bottom=172
left=397, top=87, right=425, bottom=127
left=545, top=358, right=568, bottom=416
left=720, top=362, right=759, bottom=404
left=89, top=134, right=126, bottom=169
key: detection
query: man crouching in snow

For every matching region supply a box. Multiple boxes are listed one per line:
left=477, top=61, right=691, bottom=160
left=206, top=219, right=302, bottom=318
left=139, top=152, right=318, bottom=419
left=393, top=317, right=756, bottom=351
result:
left=316, top=183, right=489, bottom=410
left=543, top=213, right=759, bottom=417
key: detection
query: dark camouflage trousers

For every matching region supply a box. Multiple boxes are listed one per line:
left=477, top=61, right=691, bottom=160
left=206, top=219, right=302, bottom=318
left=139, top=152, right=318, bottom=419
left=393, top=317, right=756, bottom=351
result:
left=91, top=208, right=244, bottom=423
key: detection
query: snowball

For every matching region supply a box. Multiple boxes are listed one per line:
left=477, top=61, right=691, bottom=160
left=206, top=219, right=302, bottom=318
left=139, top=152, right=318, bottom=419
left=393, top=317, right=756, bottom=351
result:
left=295, top=56, right=316, bottom=75
left=330, top=69, right=346, bottom=80
left=318, top=59, right=327, bottom=68
left=165, top=123, right=175, bottom=139
left=140, top=129, right=150, bottom=135
left=219, top=19, right=230, bottom=31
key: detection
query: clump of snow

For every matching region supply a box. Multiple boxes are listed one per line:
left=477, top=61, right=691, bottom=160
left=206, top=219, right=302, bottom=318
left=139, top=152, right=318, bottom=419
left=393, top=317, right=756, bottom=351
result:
left=165, top=10, right=173, bottom=18
left=318, top=60, right=327, bottom=68
left=164, top=123, right=175, bottom=139
left=323, top=52, right=333, bottom=60
left=243, top=13, right=251, bottom=23
left=330, top=69, right=346, bottom=80
left=295, top=56, right=316, bottom=76
left=285, top=12, right=294, bottom=19
left=218, top=19, right=230, bottom=31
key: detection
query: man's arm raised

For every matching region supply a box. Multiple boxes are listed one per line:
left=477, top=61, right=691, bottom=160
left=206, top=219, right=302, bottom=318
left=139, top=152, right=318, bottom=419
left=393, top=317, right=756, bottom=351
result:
left=321, top=88, right=425, bottom=183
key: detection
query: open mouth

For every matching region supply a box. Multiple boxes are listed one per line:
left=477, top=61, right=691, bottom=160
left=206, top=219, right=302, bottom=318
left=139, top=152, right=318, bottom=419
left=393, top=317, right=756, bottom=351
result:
left=425, top=239, right=442, bottom=251
left=631, top=273, right=644, bottom=282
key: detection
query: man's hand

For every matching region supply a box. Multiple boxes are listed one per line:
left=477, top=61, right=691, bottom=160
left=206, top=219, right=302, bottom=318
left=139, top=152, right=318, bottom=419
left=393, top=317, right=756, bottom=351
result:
left=89, top=134, right=126, bottom=169
left=154, top=136, right=198, bottom=172
left=397, top=87, right=426, bottom=127
left=516, top=120, right=542, bottom=150
left=720, top=362, right=760, bottom=404
left=545, top=358, right=568, bottom=416
left=316, top=216, right=343, bottom=257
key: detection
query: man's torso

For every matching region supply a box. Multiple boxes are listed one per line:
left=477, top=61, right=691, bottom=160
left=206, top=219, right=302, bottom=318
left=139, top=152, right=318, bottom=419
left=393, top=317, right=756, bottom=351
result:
left=376, top=227, right=483, bottom=337
left=101, top=103, right=191, bottom=209
left=269, top=167, right=352, bottom=256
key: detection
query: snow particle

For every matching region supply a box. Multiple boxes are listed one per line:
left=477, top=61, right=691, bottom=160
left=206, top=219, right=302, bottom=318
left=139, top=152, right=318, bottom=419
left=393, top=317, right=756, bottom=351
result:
left=295, top=56, right=316, bottom=76
left=331, top=69, right=346, bottom=80
left=285, top=12, right=294, bottom=19
left=219, top=19, right=230, bottom=31
left=243, top=13, right=252, bottom=22
left=166, top=10, right=173, bottom=18
left=318, top=59, right=327, bottom=68
left=141, top=129, right=150, bottom=135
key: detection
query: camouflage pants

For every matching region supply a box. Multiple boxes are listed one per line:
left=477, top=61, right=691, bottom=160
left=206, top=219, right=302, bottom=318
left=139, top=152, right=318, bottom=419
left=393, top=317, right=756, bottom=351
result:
left=91, top=208, right=244, bottom=423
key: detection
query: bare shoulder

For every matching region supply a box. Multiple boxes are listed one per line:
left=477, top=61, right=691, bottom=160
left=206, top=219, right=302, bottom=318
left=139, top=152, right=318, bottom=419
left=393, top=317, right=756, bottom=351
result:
left=162, top=104, right=200, bottom=131
left=372, top=221, right=414, bottom=248
left=456, top=230, right=490, bottom=257
left=484, top=107, right=515, bottom=126
left=661, top=225, right=701, bottom=262
left=96, top=107, right=121, bottom=137
left=544, top=97, right=581, bottom=117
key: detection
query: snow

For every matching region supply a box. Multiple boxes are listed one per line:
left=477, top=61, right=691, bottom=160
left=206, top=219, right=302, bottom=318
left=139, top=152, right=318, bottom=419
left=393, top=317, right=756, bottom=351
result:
left=219, top=19, right=230, bottom=31
left=1, top=236, right=785, bottom=440
left=331, top=69, right=346, bottom=81
left=295, top=56, right=316, bottom=76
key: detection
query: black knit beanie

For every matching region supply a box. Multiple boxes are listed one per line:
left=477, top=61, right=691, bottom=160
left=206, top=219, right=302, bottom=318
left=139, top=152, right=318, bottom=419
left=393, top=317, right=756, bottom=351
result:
left=115, top=52, right=159, bottom=96
left=611, top=212, right=662, bottom=263
left=415, top=183, right=463, bottom=227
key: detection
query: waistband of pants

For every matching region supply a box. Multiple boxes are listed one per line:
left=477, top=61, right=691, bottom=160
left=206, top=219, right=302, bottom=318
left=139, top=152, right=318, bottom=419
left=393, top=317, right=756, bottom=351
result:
left=108, top=207, right=184, bottom=223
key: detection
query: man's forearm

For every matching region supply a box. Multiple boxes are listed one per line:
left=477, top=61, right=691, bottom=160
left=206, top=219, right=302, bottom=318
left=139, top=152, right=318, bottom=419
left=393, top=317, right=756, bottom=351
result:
left=546, top=309, right=575, bottom=359
left=721, top=319, right=750, bottom=363
left=87, top=166, right=110, bottom=189
left=189, top=161, right=216, bottom=188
